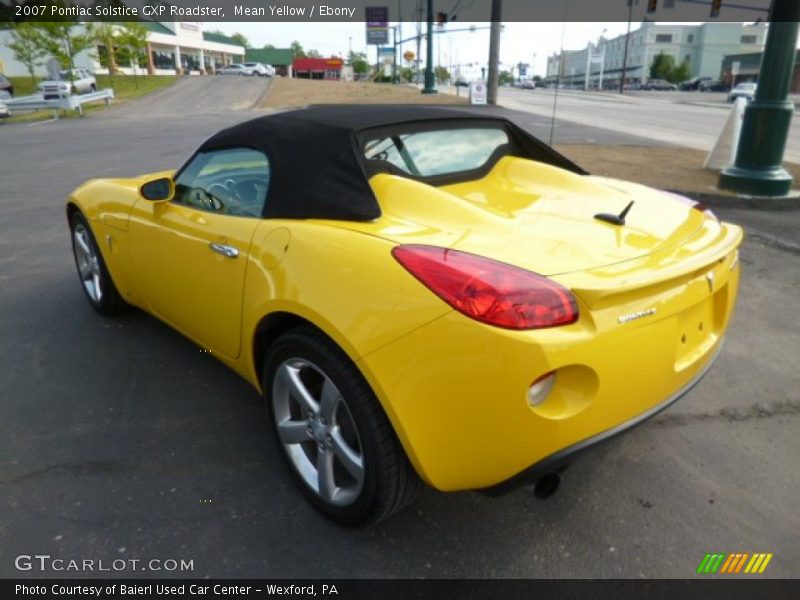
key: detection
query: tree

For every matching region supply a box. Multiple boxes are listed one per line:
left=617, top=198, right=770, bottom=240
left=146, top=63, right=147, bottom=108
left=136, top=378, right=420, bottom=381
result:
left=231, top=32, right=250, bottom=49
left=117, top=22, right=149, bottom=85
left=36, top=22, right=95, bottom=83
left=435, top=65, right=450, bottom=84
left=306, top=49, right=321, bottom=58
left=650, top=52, right=676, bottom=80
left=290, top=40, right=306, bottom=59
left=670, top=59, right=692, bottom=84
left=400, top=67, right=415, bottom=83
left=499, top=70, right=514, bottom=85
left=263, top=43, right=276, bottom=50
left=348, top=51, right=368, bottom=77
left=7, top=23, right=47, bottom=86
left=92, top=22, right=117, bottom=73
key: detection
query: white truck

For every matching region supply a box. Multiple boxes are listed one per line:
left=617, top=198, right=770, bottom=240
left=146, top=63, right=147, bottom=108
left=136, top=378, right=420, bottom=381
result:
left=39, top=69, right=97, bottom=100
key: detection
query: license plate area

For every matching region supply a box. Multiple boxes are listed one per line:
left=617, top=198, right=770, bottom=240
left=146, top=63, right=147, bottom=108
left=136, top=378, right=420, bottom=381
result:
left=675, top=298, right=717, bottom=370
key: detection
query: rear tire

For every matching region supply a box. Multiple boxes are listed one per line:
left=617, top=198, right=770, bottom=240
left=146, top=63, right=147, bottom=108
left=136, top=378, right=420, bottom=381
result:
left=263, top=326, right=421, bottom=525
left=69, top=212, right=129, bottom=316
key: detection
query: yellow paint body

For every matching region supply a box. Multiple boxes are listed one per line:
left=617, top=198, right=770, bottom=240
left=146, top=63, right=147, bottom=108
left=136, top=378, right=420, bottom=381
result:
left=67, top=156, right=742, bottom=491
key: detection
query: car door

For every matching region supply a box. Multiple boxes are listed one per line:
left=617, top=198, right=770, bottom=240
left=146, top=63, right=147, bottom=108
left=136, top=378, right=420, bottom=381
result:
left=128, top=147, right=271, bottom=359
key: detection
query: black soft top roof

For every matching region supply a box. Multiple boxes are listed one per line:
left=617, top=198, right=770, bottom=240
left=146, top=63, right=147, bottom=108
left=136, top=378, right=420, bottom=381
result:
left=197, top=105, right=586, bottom=222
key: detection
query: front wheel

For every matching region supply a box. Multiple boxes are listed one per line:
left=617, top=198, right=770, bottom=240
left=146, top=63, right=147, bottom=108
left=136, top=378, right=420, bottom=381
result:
left=69, top=212, right=129, bottom=315
left=264, top=326, right=421, bottom=525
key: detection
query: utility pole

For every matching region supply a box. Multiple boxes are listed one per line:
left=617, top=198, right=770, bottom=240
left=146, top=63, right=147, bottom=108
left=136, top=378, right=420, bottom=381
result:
left=486, top=0, right=502, bottom=105
left=415, top=0, right=422, bottom=84
left=619, top=0, right=634, bottom=93
left=719, top=0, right=799, bottom=196
left=421, top=0, right=437, bottom=93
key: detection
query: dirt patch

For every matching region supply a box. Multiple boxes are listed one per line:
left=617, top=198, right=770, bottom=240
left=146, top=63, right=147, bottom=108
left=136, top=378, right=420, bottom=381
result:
left=555, top=144, right=800, bottom=196
left=260, top=77, right=468, bottom=108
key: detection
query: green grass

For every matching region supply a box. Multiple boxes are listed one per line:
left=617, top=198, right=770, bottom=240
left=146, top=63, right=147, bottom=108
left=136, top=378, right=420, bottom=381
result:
left=3, top=74, right=177, bottom=123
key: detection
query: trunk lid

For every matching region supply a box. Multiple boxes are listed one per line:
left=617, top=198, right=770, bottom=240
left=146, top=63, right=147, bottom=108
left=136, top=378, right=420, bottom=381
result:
left=355, top=156, right=707, bottom=276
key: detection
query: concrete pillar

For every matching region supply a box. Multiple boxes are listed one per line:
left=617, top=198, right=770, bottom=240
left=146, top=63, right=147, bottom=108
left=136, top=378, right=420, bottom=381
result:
left=199, top=48, right=205, bottom=74
left=174, top=45, right=182, bottom=75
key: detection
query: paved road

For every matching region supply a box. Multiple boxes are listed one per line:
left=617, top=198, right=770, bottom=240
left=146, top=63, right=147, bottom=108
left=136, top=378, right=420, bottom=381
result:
left=0, top=78, right=798, bottom=579
left=499, top=88, right=800, bottom=163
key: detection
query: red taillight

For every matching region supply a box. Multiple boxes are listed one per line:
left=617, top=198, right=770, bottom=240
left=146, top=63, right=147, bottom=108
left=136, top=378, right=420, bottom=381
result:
left=391, top=245, right=579, bottom=330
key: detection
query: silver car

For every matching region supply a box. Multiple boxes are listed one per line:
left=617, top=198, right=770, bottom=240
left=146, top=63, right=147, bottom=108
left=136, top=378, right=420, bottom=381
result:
left=217, top=64, right=250, bottom=76
left=728, top=82, right=757, bottom=103
left=39, top=69, right=97, bottom=99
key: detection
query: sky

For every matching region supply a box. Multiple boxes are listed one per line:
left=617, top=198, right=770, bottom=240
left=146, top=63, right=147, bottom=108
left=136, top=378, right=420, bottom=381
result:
left=213, top=22, right=636, bottom=76
left=214, top=21, right=799, bottom=76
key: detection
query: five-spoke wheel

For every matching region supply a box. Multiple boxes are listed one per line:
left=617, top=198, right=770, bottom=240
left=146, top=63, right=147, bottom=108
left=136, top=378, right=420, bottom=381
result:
left=264, top=326, right=420, bottom=525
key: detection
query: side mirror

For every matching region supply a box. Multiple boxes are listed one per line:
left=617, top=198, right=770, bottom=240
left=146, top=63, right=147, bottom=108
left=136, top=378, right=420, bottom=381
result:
left=140, top=177, right=174, bottom=202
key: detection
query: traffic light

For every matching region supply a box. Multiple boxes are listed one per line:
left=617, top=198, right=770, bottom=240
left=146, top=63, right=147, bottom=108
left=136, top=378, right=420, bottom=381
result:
left=647, top=0, right=657, bottom=13
left=710, top=0, right=722, bottom=18
left=435, top=12, right=448, bottom=28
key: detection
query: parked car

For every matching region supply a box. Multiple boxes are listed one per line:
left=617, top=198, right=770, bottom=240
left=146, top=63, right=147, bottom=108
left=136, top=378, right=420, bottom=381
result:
left=39, top=69, right=96, bottom=99
left=699, top=79, right=728, bottom=92
left=679, top=76, right=712, bottom=91
left=454, top=78, right=469, bottom=87
left=0, top=96, right=9, bottom=119
left=217, top=63, right=248, bottom=76
left=65, top=105, right=742, bottom=525
left=623, top=81, right=641, bottom=91
left=641, top=79, right=677, bottom=91
left=728, top=82, right=757, bottom=103
left=519, top=80, right=536, bottom=90
left=241, top=62, right=273, bottom=77
left=0, top=74, right=14, bottom=97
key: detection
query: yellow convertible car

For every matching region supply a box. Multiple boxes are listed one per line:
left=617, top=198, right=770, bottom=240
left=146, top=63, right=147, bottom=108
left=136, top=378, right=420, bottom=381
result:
left=67, top=106, right=742, bottom=524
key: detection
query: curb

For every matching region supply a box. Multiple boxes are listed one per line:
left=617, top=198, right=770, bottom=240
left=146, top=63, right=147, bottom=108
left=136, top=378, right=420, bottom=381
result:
left=674, top=190, right=800, bottom=211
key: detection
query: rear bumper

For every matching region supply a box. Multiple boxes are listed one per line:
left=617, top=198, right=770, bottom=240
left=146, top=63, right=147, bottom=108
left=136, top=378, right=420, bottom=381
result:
left=356, top=242, right=740, bottom=492
left=482, top=339, right=723, bottom=495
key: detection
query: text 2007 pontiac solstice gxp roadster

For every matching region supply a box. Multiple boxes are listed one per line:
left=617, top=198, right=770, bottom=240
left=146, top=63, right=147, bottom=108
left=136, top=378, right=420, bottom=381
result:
left=67, top=106, right=742, bottom=524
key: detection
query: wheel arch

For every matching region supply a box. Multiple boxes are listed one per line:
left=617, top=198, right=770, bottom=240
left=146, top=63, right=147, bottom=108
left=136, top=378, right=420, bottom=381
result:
left=248, top=307, right=429, bottom=486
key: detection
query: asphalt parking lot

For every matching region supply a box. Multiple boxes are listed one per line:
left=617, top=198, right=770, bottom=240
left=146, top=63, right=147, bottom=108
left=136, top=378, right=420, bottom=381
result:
left=1, top=77, right=798, bottom=578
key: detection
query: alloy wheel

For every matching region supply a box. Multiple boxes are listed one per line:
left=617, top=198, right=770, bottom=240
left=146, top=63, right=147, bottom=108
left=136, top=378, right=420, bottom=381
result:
left=272, top=358, right=365, bottom=506
left=73, top=223, right=103, bottom=304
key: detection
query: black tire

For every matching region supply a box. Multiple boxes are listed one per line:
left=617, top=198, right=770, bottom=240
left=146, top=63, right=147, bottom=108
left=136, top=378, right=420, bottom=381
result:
left=69, top=212, right=129, bottom=316
left=263, top=326, right=421, bottom=525
left=90, top=83, right=97, bottom=93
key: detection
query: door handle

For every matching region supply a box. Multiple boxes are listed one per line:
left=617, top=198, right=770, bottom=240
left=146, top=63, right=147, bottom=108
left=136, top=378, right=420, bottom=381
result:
left=209, top=242, right=239, bottom=258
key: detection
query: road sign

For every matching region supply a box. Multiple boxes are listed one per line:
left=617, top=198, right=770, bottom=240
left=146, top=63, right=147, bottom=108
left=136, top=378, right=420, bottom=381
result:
left=731, top=61, right=741, bottom=76
left=403, top=50, right=415, bottom=63
left=365, top=6, right=389, bottom=45
left=469, top=81, right=487, bottom=105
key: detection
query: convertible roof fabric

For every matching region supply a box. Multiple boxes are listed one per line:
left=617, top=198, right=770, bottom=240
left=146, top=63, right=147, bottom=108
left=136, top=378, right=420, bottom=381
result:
left=197, top=105, right=586, bottom=221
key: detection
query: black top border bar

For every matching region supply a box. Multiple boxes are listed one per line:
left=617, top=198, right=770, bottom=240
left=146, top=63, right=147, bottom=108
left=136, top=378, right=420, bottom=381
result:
left=1, top=0, right=794, bottom=23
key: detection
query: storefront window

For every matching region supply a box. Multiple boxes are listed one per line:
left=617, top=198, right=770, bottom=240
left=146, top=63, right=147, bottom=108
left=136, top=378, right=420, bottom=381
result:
left=181, top=54, right=200, bottom=71
left=152, top=50, right=175, bottom=70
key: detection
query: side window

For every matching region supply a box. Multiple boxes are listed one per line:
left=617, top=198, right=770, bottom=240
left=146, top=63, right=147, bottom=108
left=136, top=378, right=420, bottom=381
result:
left=174, top=148, right=270, bottom=218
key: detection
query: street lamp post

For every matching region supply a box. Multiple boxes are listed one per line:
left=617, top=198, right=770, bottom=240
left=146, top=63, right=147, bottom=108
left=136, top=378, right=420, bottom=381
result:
left=719, top=0, right=799, bottom=196
left=619, top=0, right=634, bottom=94
left=421, top=0, right=437, bottom=93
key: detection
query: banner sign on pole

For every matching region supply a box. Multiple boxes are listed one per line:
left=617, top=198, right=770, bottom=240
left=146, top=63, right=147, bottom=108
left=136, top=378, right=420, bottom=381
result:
left=366, top=6, right=389, bottom=45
